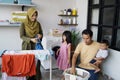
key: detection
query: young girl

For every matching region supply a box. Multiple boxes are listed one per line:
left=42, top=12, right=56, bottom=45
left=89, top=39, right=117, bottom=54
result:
left=56, top=30, right=72, bottom=71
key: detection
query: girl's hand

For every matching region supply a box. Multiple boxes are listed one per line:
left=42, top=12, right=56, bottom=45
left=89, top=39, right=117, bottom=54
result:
left=31, top=38, right=37, bottom=43
left=67, top=59, right=70, bottom=64
left=56, top=49, right=60, bottom=56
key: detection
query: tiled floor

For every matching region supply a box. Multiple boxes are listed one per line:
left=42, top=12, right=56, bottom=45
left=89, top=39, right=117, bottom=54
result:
left=40, top=56, right=64, bottom=80
left=41, top=67, right=63, bottom=80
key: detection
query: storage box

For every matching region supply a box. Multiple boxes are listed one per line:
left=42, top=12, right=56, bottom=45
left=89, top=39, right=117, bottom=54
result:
left=18, top=0, right=31, bottom=4
left=64, top=68, right=90, bottom=80
left=0, top=0, right=14, bottom=4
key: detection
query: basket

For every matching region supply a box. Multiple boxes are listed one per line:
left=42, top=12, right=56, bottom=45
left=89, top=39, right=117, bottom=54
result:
left=64, top=68, right=90, bottom=80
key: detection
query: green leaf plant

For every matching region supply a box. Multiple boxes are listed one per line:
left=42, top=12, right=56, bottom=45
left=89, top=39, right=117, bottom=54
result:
left=71, top=30, right=81, bottom=51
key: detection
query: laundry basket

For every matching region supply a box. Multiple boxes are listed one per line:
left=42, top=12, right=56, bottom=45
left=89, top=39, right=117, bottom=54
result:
left=64, top=68, right=90, bottom=80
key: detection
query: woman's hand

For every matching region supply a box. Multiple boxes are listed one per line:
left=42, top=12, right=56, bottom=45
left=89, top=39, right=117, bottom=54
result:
left=30, top=38, right=37, bottom=43
left=37, top=34, right=42, bottom=39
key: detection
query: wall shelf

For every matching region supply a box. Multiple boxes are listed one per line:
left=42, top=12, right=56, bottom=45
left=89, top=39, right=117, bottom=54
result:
left=0, top=23, right=21, bottom=27
left=58, top=14, right=78, bottom=17
left=58, top=24, right=78, bottom=26
left=0, top=2, right=35, bottom=26
left=0, top=3, right=35, bottom=11
left=58, top=14, right=78, bottom=26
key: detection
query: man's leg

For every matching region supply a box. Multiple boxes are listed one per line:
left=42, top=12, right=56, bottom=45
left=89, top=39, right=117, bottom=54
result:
left=87, top=70, right=98, bottom=80
left=76, top=66, right=98, bottom=80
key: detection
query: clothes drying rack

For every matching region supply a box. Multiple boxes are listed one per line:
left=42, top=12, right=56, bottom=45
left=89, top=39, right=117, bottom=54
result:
left=1, top=50, right=53, bottom=80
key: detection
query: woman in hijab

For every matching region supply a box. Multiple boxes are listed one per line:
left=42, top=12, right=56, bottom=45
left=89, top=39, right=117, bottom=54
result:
left=20, top=7, right=43, bottom=80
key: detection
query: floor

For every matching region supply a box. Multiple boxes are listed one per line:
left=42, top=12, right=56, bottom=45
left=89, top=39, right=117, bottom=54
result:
left=41, top=67, right=63, bottom=80
left=0, top=66, right=63, bottom=80
left=40, top=56, right=63, bottom=80
left=0, top=67, right=103, bottom=80
left=0, top=56, right=106, bottom=80
left=37, top=67, right=104, bottom=80
left=0, top=56, right=63, bottom=80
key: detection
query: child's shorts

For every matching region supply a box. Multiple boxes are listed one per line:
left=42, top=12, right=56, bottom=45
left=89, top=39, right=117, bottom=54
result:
left=90, top=59, right=96, bottom=64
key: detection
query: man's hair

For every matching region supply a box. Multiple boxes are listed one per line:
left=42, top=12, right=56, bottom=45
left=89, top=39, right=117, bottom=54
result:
left=82, top=29, right=93, bottom=37
left=101, top=39, right=109, bottom=46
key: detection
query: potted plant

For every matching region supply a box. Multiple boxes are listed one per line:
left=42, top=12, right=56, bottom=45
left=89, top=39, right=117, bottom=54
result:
left=71, top=30, right=81, bottom=51
left=70, top=30, right=81, bottom=65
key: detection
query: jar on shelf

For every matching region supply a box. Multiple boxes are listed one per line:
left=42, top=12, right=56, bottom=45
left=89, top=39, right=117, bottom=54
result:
left=60, top=19, right=63, bottom=24
left=67, top=8, right=72, bottom=15
left=68, top=18, right=72, bottom=24
left=63, top=9, right=67, bottom=15
left=72, top=17, right=77, bottom=24
left=60, top=10, right=64, bottom=15
left=72, top=8, right=77, bottom=15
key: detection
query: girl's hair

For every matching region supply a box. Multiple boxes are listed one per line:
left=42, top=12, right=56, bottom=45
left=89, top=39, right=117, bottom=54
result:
left=62, top=31, right=72, bottom=44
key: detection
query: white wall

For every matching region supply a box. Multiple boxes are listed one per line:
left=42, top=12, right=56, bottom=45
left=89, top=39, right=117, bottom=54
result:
left=0, top=5, right=22, bottom=50
left=76, top=0, right=88, bottom=32
left=33, top=0, right=76, bottom=35
left=0, top=0, right=75, bottom=50
left=0, top=6, right=21, bottom=20
left=0, top=26, right=21, bottom=50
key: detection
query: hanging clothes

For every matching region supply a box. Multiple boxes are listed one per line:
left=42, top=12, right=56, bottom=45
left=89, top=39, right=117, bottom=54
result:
left=2, top=54, right=36, bottom=76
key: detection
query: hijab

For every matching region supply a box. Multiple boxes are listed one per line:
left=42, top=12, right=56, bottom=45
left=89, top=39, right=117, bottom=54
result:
left=24, top=8, right=39, bottom=38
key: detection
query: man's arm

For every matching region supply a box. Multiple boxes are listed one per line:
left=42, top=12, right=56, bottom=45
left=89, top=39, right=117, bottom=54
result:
left=70, top=52, right=79, bottom=75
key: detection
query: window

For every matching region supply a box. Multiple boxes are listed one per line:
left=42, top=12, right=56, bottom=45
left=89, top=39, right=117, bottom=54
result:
left=91, top=9, right=99, bottom=24
left=116, top=29, right=120, bottom=49
left=101, top=27, right=112, bottom=46
left=87, top=0, right=120, bottom=51
left=92, top=0, right=99, bottom=4
left=102, top=8, right=114, bottom=25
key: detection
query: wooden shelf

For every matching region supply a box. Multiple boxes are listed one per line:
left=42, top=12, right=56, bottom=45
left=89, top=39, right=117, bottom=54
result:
left=58, top=24, right=78, bottom=26
left=58, top=11, right=78, bottom=27
left=58, top=14, right=78, bottom=17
